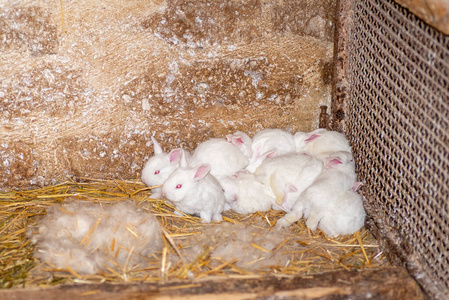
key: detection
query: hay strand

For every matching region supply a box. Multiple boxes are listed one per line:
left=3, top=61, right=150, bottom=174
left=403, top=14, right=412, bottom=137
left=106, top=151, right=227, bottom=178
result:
left=0, top=179, right=389, bottom=288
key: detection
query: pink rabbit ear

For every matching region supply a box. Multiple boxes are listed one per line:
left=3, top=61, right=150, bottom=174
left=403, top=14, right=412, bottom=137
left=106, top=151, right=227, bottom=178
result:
left=226, top=134, right=244, bottom=146
left=325, top=158, right=343, bottom=168
left=232, top=136, right=244, bottom=146
left=305, top=134, right=321, bottom=143
left=151, top=136, right=163, bottom=154
left=194, top=165, right=211, bottom=181
left=169, top=149, right=182, bottom=164
left=352, top=181, right=363, bottom=192
left=286, top=183, right=298, bottom=193
left=265, top=148, right=277, bottom=159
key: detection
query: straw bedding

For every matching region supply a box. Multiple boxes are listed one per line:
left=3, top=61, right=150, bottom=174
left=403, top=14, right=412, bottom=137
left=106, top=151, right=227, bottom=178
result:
left=0, top=178, right=388, bottom=289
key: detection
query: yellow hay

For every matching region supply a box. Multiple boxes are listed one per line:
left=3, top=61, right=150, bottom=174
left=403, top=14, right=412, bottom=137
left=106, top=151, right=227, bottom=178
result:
left=80, top=217, right=103, bottom=248
left=356, top=231, right=369, bottom=264
left=0, top=179, right=389, bottom=289
left=250, top=243, right=271, bottom=253
left=65, top=266, right=82, bottom=279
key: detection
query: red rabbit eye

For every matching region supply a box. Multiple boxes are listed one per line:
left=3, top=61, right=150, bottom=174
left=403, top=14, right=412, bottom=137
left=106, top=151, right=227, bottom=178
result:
left=154, top=170, right=160, bottom=175
left=176, top=184, right=182, bottom=189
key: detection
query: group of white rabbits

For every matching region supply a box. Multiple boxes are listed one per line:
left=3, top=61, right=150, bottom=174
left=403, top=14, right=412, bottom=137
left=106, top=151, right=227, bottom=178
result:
left=141, top=128, right=366, bottom=237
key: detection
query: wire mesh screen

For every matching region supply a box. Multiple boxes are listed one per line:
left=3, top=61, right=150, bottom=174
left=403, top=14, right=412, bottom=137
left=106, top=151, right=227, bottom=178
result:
left=344, top=0, right=449, bottom=298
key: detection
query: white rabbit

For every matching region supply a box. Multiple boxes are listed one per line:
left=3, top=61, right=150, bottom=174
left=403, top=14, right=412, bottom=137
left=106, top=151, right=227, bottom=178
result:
left=189, top=138, right=249, bottom=177
left=161, top=152, right=225, bottom=223
left=226, top=131, right=253, bottom=158
left=294, top=129, right=351, bottom=158
left=245, top=148, right=278, bottom=173
left=254, top=153, right=323, bottom=211
left=245, top=129, right=296, bottom=172
left=215, top=174, right=239, bottom=204
left=276, top=151, right=358, bottom=229
left=293, top=128, right=325, bottom=152
left=141, top=137, right=184, bottom=198
left=316, top=191, right=366, bottom=237
left=218, top=172, right=275, bottom=214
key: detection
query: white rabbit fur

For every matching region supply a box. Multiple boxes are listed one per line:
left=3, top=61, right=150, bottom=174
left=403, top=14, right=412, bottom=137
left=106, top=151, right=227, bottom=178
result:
left=254, top=153, right=323, bottom=212
left=161, top=152, right=225, bottom=223
left=245, top=148, right=278, bottom=173
left=276, top=151, right=362, bottom=234
left=215, top=175, right=239, bottom=204
left=189, top=138, right=249, bottom=177
left=226, top=131, right=253, bottom=158
left=294, top=129, right=351, bottom=158
left=141, top=137, right=185, bottom=198
left=217, top=172, right=275, bottom=214
left=316, top=191, right=366, bottom=237
left=245, top=129, right=296, bottom=173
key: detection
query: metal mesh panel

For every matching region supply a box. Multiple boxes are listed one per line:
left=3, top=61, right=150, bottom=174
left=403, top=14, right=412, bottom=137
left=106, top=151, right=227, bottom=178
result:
left=345, top=0, right=449, bottom=298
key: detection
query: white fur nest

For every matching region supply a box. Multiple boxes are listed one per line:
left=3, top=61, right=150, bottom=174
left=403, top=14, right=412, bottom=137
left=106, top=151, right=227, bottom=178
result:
left=28, top=200, right=163, bottom=275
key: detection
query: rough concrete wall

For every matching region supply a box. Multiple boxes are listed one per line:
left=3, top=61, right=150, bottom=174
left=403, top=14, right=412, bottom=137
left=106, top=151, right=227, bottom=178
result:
left=0, top=0, right=336, bottom=189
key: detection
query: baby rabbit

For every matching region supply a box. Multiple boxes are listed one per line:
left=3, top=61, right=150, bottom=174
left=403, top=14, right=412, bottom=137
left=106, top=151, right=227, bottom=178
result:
left=316, top=190, right=366, bottom=237
left=189, top=138, right=249, bottom=176
left=161, top=151, right=225, bottom=223
left=254, top=153, right=323, bottom=212
left=226, top=131, right=253, bottom=158
left=276, top=151, right=361, bottom=233
left=141, top=137, right=184, bottom=198
left=294, top=129, right=351, bottom=158
left=218, top=172, right=275, bottom=214
left=245, top=129, right=296, bottom=173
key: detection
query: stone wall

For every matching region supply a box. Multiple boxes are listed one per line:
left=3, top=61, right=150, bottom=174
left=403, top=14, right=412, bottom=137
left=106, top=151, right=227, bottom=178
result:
left=0, top=0, right=336, bottom=189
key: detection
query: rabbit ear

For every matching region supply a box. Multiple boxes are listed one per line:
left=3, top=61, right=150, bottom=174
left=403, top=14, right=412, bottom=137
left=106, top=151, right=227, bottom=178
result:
left=194, top=165, right=210, bottom=181
left=169, top=149, right=182, bottom=164
left=264, top=149, right=277, bottom=159
left=251, top=145, right=262, bottom=161
left=305, top=134, right=321, bottom=143
left=286, top=183, right=298, bottom=193
left=325, top=157, right=343, bottom=168
left=352, top=181, right=363, bottom=192
left=233, top=136, right=244, bottom=145
left=226, top=134, right=244, bottom=146
left=151, top=137, right=163, bottom=154
left=180, top=150, right=189, bottom=168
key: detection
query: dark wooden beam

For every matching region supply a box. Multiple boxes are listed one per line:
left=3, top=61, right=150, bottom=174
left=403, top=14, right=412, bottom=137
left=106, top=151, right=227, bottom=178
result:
left=0, top=267, right=423, bottom=300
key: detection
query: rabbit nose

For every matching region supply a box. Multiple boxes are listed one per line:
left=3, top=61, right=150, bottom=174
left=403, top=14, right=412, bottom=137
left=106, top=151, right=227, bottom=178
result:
left=161, top=190, right=167, bottom=198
